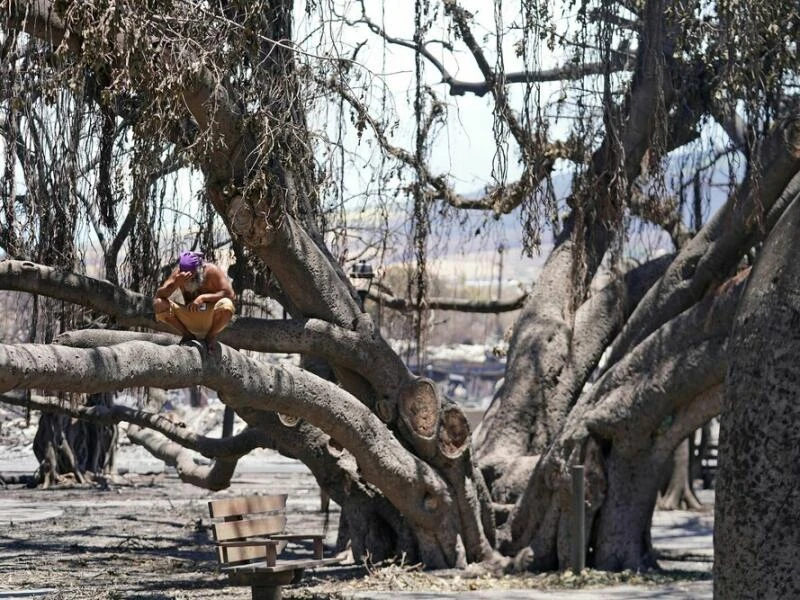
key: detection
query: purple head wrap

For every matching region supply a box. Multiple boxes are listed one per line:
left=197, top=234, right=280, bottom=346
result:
left=178, top=251, right=204, bottom=272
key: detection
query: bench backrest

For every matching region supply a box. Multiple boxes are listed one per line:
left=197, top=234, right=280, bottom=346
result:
left=208, top=493, right=289, bottom=565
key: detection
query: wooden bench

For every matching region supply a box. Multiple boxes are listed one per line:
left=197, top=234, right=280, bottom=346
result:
left=208, top=493, right=342, bottom=600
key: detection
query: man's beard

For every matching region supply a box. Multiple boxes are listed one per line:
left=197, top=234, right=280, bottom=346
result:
left=183, top=267, right=205, bottom=293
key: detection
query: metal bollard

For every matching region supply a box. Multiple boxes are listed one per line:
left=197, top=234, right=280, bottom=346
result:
left=571, top=465, right=585, bottom=574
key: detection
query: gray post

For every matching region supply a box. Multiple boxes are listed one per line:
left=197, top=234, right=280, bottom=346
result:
left=571, top=464, right=585, bottom=574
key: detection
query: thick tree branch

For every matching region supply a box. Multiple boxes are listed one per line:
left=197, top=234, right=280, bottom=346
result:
left=0, top=340, right=454, bottom=535
left=54, top=320, right=385, bottom=383
left=126, top=424, right=239, bottom=490
left=369, top=289, right=526, bottom=313
left=605, top=117, right=800, bottom=367
left=0, top=258, right=419, bottom=424
left=652, top=384, right=723, bottom=462
left=570, top=254, right=674, bottom=381
left=582, top=277, right=744, bottom=454
left=0, top=260, right=155, bottom=328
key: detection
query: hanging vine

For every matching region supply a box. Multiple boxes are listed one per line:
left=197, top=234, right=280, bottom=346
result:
left=518, top=0, right=558, bottom=254
left=408, top=0, right=432, bottom=371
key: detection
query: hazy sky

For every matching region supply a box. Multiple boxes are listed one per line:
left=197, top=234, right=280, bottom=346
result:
left=296, top=0, right=577, bottom=195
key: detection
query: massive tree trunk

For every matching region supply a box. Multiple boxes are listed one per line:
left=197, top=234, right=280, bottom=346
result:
left=475, top=0, right=680, bottom=495
left=716, top=188, right=800, bottom=598
left=481, top=117, right=800, bottom=568
left=500, top=275, right=735, bottom=569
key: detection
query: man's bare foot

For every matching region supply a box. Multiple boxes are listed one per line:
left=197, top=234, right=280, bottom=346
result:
left=205, top=338, right=219, bottom=353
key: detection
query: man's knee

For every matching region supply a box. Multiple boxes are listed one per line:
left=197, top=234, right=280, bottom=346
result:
left=214, top=298, right=235, bottom=314
left=153, top=297, right=170, bottom=320
left=213, top=299, right=235, bottom=322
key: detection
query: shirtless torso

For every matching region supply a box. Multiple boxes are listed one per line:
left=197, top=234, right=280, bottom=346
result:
left=153, top=259, right=236, bottom=349
left=157, top=262, right=234, bottom=310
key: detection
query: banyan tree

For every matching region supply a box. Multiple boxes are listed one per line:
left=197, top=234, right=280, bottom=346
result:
left=1, top=0, right=799, bottom=585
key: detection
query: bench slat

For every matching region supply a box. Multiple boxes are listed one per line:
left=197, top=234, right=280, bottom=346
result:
left=269, top=533, right=324, bottom=540
left=208, top=494, right=287, bottom=518
left=213, top=515, right=287, bottom=541
left=222, top=556, right=343, bottom=574
left=219, top=539, right=289, bottom=565
left=218, top=539, right=282, bottom=548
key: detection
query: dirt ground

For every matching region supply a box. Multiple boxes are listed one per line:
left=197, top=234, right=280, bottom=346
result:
left=1, top=468, right=355, bottom=599
left=0, top=472, right=715, bottom=600
left=0, top=406, right=712, bottom=600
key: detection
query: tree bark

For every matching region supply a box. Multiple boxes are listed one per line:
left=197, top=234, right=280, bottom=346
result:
left=502, top=277, right=739, bottom=570
left=716, top=191, right=800, bottom=599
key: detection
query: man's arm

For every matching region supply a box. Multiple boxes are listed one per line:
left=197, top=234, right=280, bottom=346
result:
left=194, top=264, right=235, bottom=305
left=155, top=268, right=183, bottom=299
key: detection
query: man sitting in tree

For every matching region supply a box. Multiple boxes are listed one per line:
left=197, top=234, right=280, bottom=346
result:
left=154, top=251, right=236, bottom=351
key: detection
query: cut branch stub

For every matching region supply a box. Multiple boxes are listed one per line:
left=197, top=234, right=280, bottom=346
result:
left=398, top=378, right=441, bottom=458
left=375, top=396, right=396, bottom=423
left=277, top=412, right=300, bottom=427
left=438, top=403, right=471, bottom=459
left=326, top=436, right=344, bottom=458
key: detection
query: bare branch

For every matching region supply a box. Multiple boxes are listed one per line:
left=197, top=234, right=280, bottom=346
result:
left=443, top=0, right=534, bottom=159
left=370, top=289, right=526, bottom=313
left=350, top=0, right=634, bottom=98
left=320, top=75, right=570, bottom=215
left=0, top=390, right=268, bottom=459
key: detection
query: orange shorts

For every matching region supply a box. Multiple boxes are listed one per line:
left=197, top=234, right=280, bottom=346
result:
left=156, top=298, right=235, bottom=338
